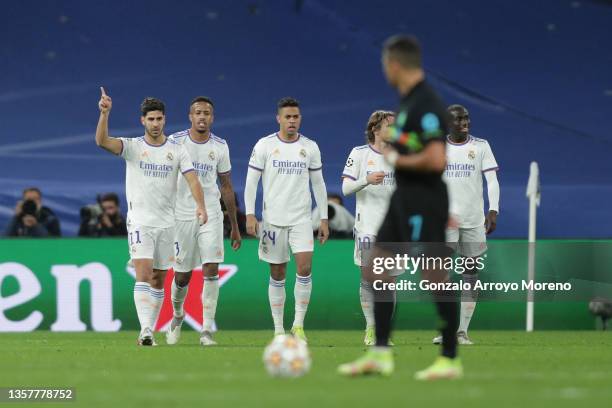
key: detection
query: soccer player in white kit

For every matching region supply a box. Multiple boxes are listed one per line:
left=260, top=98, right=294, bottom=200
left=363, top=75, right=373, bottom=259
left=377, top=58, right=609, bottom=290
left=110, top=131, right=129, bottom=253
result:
left=433, top=104, right=500, bottom=345
left=95, top=88, right=207, bottom=346
left=244, top=97, right=330, bottom=342
left=166, top=96, right=242, bottom=346
left=341, top=110, right=396, bottom=346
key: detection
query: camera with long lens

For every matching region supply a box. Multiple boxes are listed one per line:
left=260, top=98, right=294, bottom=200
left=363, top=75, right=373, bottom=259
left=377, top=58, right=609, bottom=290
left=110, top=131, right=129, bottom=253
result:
left=20, top=199, right=38, bottom=218
left=80, top=195, right=102, bottom=228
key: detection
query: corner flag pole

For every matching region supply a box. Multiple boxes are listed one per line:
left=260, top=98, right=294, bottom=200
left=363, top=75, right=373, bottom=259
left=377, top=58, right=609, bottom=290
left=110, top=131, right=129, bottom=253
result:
left=525, top=161, right=540, bottom=332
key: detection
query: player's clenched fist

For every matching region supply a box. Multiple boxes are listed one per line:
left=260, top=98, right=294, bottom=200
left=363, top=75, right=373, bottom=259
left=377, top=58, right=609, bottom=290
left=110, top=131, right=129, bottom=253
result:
left=98, top=87, right=112, bottom=113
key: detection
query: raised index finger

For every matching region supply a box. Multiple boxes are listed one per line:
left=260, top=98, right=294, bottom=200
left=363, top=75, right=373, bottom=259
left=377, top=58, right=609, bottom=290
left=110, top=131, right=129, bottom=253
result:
left=100, top=86, right=107, bottom=96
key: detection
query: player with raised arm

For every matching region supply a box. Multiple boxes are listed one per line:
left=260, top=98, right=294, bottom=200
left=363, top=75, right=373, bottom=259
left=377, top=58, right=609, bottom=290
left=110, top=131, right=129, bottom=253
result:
left=244, top=97, right=329, bottom=343
left=341, top=110, right=396, bottom=346
left=96, top=88, right=207, bottom=346
left=166, top=96, right=242, bottom=346
left=432, top=104, right=500, bottom=345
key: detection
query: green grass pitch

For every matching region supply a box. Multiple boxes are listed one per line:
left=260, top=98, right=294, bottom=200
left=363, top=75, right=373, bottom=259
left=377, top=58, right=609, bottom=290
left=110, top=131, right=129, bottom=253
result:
left=1, top=331, right=611, bottom=407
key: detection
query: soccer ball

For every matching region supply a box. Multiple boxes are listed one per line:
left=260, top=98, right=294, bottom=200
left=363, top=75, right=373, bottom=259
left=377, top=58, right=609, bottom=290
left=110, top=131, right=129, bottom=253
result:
left=262, top=335, right=311, bottom=378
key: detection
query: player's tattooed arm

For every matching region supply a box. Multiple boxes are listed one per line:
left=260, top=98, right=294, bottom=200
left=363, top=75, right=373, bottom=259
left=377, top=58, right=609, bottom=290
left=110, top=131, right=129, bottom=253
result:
left=95, top=87, right=123, bottom=155
left=219, top=173, right=242, bottom=250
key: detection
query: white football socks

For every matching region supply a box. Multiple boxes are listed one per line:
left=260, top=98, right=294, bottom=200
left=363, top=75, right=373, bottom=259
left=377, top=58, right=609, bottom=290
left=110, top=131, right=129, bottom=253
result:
left=171, top=278, right=188, bottom=319
left=148, top=287, right=165, bottom=330
left=293, top=274, right=312, bottom=328
left=202, top=275, right=220, bottom=333
left=359, top=279, right=375, bottom=329
left=133, top=282, right=152, bottom=332
left=459, top=273, right=479, bottom=333
left=269, top=277, right=286, bottom=334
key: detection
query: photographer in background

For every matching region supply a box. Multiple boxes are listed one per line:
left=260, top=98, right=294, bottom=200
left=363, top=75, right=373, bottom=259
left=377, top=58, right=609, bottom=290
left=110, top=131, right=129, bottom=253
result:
left=79, top=193, right=127, bottom=237
left=312, top=193, right=355, bottom=238
left=5, top=187, right=62, bottom=237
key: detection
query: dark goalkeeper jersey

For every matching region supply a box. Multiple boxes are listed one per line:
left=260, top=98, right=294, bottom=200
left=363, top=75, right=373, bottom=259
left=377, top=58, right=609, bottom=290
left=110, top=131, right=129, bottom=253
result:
left=389, top=80, right=450, bottom=188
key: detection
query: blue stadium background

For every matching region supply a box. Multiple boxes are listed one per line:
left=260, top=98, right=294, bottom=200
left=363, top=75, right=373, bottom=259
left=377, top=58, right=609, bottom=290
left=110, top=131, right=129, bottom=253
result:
left=1, top=0, right=610, bottom=238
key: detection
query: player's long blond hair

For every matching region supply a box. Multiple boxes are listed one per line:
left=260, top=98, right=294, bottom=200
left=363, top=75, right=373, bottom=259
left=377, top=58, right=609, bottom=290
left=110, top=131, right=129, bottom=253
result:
left=365, top=110, right=395, bottom=144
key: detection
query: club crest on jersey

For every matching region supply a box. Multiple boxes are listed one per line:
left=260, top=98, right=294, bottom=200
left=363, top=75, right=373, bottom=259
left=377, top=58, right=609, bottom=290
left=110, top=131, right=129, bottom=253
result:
left=166, top=152, right=174, bottom=161
left=468, top=150, right=476, bottom=160
left=209, top=151, right=215, bottom=161
left=299, top=149, right=307, bottom=158
left=346, top=158, right=354, bottom=167
left=367, top=159, right=375, bottom=166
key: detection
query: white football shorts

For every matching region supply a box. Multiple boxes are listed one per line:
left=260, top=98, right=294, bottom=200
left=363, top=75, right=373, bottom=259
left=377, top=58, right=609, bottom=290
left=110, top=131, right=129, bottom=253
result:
left=446, top=225, right=488, bottom=258
left=353, top=230, right=376, bottom=267
left=127, top=220, right=175, bottom=270
left=174, top=213, right=224, bottom=272
left=258, top=220, right=314, bottom=264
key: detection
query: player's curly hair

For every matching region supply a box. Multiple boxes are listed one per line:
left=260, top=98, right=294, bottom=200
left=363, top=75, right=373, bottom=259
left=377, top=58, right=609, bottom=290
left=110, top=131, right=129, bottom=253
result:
left=141, top=97, right=165, bottom=116
left=365, top=110, right=395, bottom=143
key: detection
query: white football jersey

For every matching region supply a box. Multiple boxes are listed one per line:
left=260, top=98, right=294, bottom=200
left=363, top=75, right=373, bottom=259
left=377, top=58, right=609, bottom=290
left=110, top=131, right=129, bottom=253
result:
left=248, top=133, right=323, bottom=226
left=119, top=136, right=195, bottom=228
left=444, top=135, right=498, bottom=228
left=170, top=130, right=231, bottom=221
left=342, top=144, right=396, bottom=235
